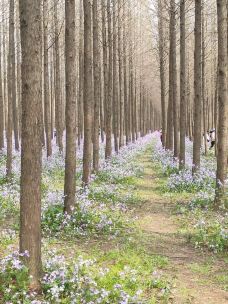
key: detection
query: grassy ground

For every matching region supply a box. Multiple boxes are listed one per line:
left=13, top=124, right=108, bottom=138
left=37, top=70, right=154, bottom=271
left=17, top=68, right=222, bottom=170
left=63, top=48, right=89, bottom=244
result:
left=0, top=144, right=228, bottom=303
left=132, top=147, right=228, bottom=303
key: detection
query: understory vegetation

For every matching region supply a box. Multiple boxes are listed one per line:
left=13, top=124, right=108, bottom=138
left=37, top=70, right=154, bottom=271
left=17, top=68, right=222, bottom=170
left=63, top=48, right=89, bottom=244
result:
left=0, top=134, right=172, bottom=304
left=151, top=134, right=228, bottom=254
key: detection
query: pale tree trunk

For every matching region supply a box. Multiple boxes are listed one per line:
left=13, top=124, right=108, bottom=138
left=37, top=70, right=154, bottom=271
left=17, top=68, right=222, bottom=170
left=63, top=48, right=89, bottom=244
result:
left=179, top=0, right=186, bottom=169
left=202, top=9, right=207, bottom=155
left=192, top=0, right=202, bottom=174
left=166, top=1, right=174, bottom=151
left=158, top=0, right=166, bottom=147
left=113, top=0, right=119, bottom=153
left=11, top=0, right=19, bottom=151
left=3, top=1, right=8, bottom=133
left=171, top=0, right=178, bottom=158
left=78, top=0, right=84, bottom=147
left=123, top=1, right=129, bottom=144
left=214, top=0, right=228, bottom=207
left=7, top=0, right=15, bottom=177
left=102, top=0, right=108, bottom=145
left=43, top=0, right=52, bottom=157
left=54, top=0, right=63, bottom=152
left=118, top=0, right=124, bottom=147
left=16, top=0, right=22, bottom=142
left=64, top=0, right=77, bottom=213
left=93, top=0, right=100, bottom=171
left=19, top=0, right=42, bottom=290
left=105, top=0, right=112, bottom=158
left=83, top=0, right=93, bottom=184
left=0, top=25, right=4, bottom=150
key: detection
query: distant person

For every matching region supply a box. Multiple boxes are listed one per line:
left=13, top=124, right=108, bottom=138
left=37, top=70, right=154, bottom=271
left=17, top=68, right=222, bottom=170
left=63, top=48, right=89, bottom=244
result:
left=209, top=129, right=215, bottom=149
left=160, top=129, right=162, bottom=143
left=202, top=131, right=210, bottom=145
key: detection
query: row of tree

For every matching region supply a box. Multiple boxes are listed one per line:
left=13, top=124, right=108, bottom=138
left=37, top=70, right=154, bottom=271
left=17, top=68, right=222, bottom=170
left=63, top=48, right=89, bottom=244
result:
left=157, top=0, right=227, bottom=206
left=1, top=0, right=160, bottom=289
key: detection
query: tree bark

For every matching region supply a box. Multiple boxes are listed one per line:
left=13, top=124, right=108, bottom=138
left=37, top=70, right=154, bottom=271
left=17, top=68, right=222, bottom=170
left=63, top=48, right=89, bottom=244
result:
left=54, top=0, right=63, bottom=152
left=83, top=0, right=93, bottom=184
left=43, top=0, right=52, bottom=157
left=64, top=0, right=77, bottom=213
left=158, top=0, right=166, bottom=147
left=192, top=0, right=202, bottom=173
left=113, top=0, right=119, bottom=153
left=19, top=0, right=42, bottom=290
left=93, top=0, right=100, bottom=171
left=179, top=0, right=186, bottom=169
left=105, top=0, right=113, bottom=158
left=214, top=0, right=228, bottom=207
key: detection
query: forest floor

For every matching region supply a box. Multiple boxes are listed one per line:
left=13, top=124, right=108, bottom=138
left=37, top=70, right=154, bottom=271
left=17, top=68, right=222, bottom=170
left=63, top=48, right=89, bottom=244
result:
left=132, top=149, right=228, bottom=304
left=1, top=138, right=228, bottom=303
left=44, top=147, right=228, bottom=303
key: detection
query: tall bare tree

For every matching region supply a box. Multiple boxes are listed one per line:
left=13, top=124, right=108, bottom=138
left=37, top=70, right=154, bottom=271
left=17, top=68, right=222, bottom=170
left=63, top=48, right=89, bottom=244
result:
left=192, top=0, right=202, bottom=173
left=83, top=0, right=93, bottom=184
left=64, top=0, right=77, bottom=213
left=179, top=0, right=186, bottom=169
left=214, top=0, right=228, bottom=207
left=93, top=0, right=100, bottom=171
left=19, top=0, right=42, bottom=290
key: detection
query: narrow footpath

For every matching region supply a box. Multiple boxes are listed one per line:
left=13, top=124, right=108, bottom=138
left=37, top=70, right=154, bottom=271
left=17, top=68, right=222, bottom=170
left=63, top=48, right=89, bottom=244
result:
left=134, top=150, right=228, bottom=304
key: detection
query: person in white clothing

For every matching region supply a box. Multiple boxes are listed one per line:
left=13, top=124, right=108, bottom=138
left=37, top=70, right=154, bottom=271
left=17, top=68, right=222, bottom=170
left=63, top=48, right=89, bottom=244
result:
left=209, top=129, right=215, bottom=149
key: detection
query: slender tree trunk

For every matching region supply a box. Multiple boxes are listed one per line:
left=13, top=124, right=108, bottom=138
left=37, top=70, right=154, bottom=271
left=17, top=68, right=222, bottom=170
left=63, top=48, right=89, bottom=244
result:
left=64, top=0, right=76, bottom=213
left=118, top=0, right=124, bottom=147
left=214, top=0, right=228, bottom=207
left=102, top=0, right=108, bottom=145
left=192, top=0, right=202, bottom=173
left=166, top=2, right=174, bottom=151
left=171, top=0, right=178, bottom=158
left=7, top=0, right=15, bottom=177
left=202, top=9, right=207, bottom=155
left=93, top=0, right=100, bottom=171
left=19, top=0, right=42, bottom=290
left=83, top=0, right=93, bottom=184
left=158, top=0, right=166, bottom=147
left=78, top=0, right=84, bottom=147
left=179, top=0, right=186, bottom=169
left=123, top=2, right=129, bottom=144
left=113, top=0, right=119, bottom=153
left=11, top=0, right=19, bottom=151
left=54, top=0, right=63, bottom=152
left=43, top=0, right=52, bottom=157
left=0, top=26, right=4, bottom=150
left=105, top=0, right=113, bottom=158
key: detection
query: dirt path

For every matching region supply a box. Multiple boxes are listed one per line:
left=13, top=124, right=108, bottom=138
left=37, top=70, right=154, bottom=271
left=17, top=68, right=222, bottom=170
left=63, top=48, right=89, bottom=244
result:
left=134, top=151, right=228, bottom=304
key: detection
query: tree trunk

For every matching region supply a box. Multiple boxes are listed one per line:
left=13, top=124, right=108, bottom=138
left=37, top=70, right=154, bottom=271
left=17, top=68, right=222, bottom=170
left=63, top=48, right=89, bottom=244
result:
left=64, top=0, right=77, bottom=213
left=118, top=0, right=124, bottom=147
left=0, top=25, right=4, bottom=150
left=7, top=0, right=15, bottom=177
left=105, top=0, right=113, bottom=158
left=83, top=0, right=93, bottom=184
left=214, top=0, right=228, bottom=207
left=192, top=0, right=202, bottom=173
left=19, top=0, right=42, bottom=290
left=11, top=0, right=19, bottom=152
left=43, top=0, right=52, bottom=157
left=78, top=0, right=84, bottom=147
left=113, top=0, right=119, bottom=153
left=54, top=0, right=63, bottom=152
left=202, top=8, right=207, bottom=156
left=179, top=0, right=186, bottom=169
left=158, top=0, right=166, bottom=147
left=93, top=0, right=100, bottom=171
